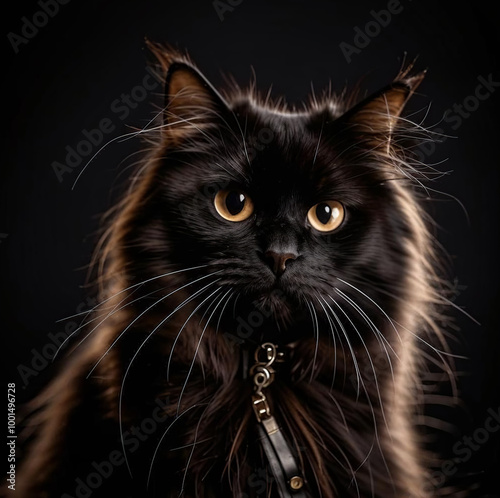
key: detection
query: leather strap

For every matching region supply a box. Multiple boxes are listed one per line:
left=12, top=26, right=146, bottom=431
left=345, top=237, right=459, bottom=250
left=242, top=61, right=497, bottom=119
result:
left=249, top=343, right=307, bottom=498
left=257, top=417, right=307, bottom=497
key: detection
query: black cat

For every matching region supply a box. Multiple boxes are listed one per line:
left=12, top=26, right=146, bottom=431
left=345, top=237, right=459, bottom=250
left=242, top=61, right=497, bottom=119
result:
left=16, top=44, right=455, bottom=497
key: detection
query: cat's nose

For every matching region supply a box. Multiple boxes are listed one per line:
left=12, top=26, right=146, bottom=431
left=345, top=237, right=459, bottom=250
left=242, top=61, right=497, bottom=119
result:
left=263, top=250, right=297, bottom=277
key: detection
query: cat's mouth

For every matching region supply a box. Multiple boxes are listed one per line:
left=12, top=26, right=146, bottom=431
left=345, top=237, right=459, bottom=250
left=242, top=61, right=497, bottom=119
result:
left=216, top=266, right=315, bottom=342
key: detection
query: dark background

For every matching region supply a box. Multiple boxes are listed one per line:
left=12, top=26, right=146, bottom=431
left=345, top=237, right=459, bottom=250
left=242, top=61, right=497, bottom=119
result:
left=3, top=0, right=500, bottom=494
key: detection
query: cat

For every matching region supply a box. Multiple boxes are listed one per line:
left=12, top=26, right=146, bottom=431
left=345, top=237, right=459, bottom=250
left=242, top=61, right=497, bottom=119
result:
left=15, top=43, right=457, bottom=497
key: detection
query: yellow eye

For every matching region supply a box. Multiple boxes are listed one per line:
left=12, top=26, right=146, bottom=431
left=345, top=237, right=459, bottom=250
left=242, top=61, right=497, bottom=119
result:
left=307, top=201, right=344, bottom=232
left=214, top=189, right=254, bottom=222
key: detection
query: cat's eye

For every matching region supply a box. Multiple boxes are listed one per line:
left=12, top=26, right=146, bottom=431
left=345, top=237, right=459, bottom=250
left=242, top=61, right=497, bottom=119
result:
left=307, top=201, right=344, bottom=232
left=214, top=189, right=254, bottom=222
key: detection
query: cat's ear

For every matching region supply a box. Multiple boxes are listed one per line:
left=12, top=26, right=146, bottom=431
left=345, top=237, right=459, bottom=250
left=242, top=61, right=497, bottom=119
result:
left=339, top=70, right=426, bottom=147
left=162, top=61, right=231, bottom=137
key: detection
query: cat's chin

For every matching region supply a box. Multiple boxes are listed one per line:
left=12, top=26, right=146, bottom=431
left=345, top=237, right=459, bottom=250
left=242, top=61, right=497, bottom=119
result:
left=249, top=289, right=310, bottom=343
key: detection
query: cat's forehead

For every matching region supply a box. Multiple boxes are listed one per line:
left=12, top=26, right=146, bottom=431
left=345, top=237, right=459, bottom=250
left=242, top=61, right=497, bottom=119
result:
left=230, top=98, right=331, bottom=135
left=227, top=102, right=344, bottom=172
left=228, top=101, right=330, bottom=168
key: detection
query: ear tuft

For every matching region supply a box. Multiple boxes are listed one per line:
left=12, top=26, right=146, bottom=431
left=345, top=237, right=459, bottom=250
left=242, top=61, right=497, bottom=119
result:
left=342, top=68, right=426, bottom=141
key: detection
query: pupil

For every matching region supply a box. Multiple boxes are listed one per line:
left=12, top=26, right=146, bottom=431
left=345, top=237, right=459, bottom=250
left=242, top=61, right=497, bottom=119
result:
left=316, top=203, right=332, bottom=225
left=226, top=191, right=245, bottom=215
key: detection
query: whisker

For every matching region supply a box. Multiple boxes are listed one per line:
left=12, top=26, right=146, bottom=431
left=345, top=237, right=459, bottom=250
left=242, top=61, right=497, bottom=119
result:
left=335, top=288, right=398, bottom=359
left=306, top=300, right=320, bottom=382
left=334, top=288, right=397, bottom=393
left=349, top=441, right=375, bottom=490
left=312, top=120, right=324, bottom=165
left=178, top=403, right=212, bottom=497
left=169, top=436, right=214, bottom=452
left=56, top=264, right=208, bottom=322
left=163, top=109, right=220, bottom=148
left=147, top=402, right=208, bottom=488
left=325, top=294, right=396, bottom=490
left=328, top=294, right=390, bottom=439
left=319, top=295, right=361, bottom=399
left=118, top=280, right=218, bottom=477
left=71, top=116, right=202, bottom=190
left=86, top=271, right=222, bottom=378
left=177, top=288, right=232, bottom=415
left=320, top=294, right=394, bottom=488
left=325, top=391, right=350, bottom=433
left=55, top=283, right=166, bottom=360
left=340, top=276, right=467, bottom=359
left=336, top=277, right=403, bottom=344
left=166, top=286, right=223, bottom=382
left=214, top=290, right=235, bottom=336
left=315, top=296, right=341, bottom=390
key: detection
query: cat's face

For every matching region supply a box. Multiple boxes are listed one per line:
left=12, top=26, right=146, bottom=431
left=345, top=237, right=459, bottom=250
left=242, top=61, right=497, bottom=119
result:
left=127, top=61, right=425, bottom=344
